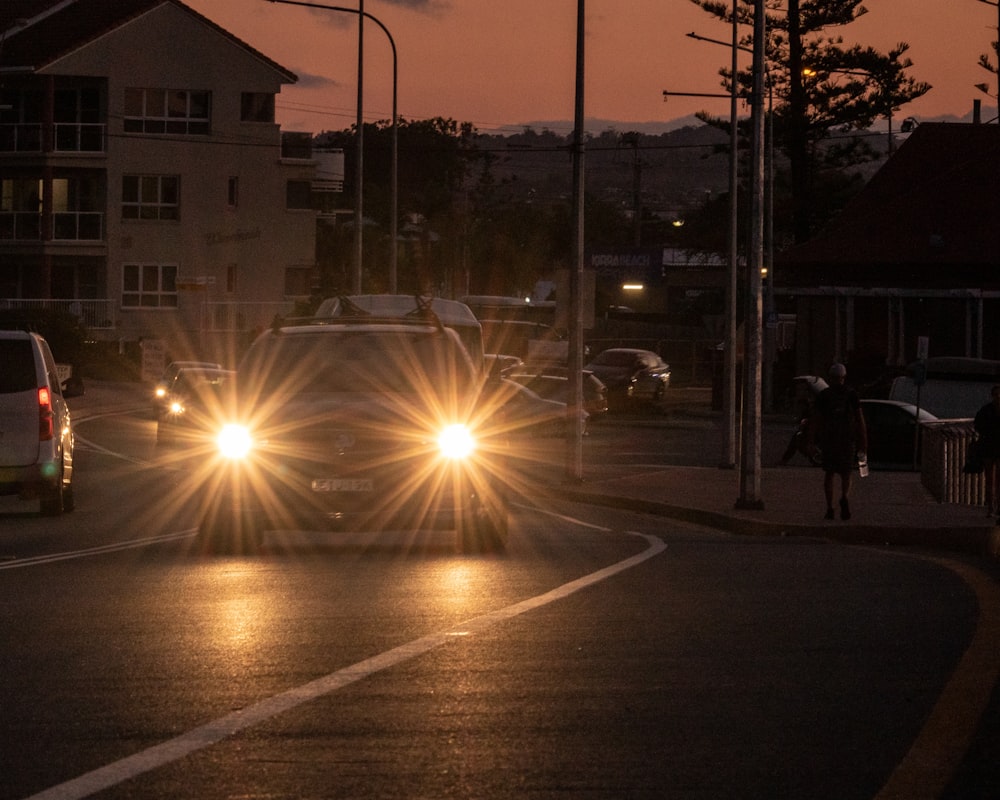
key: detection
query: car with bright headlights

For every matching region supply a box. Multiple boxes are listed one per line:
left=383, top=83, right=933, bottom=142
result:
left=199, top=305, right=509, bottom=553
left=156, top=367, right=235, bottom=446
left=152, top=360, right=222, bottom=412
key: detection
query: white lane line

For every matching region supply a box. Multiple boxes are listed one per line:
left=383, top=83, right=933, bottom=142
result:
left=24, top=531, right=666, bottom=800
left=0, top=531, right=198, bottom=570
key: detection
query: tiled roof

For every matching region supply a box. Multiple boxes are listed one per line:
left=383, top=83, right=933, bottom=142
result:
left=776, top=123, right=1000, bottom=288
left=0, top=0, right=295, bottom=81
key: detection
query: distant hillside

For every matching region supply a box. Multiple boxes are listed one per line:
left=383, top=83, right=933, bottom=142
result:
left=475, top=123, right=732, bottom=220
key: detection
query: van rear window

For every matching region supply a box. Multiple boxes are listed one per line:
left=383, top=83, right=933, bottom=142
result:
left=0, top=340, right=36, bottom=394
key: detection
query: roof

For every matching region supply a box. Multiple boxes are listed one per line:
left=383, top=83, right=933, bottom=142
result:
left=776, top=123, right=1000, bottom=289
left=0, top=0, right=295, bottom=82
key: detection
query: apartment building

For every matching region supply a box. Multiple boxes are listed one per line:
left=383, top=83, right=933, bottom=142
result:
left=0, top=0, right=318, bottom=357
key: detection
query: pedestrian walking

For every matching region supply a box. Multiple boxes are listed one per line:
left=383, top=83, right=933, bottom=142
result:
left=974, top=384, right=1000, bottom=522
left=808, top=363, right=868, bottom=520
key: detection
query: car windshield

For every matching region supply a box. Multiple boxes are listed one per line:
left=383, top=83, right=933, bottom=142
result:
left=241, top=330, right=476, bottom=398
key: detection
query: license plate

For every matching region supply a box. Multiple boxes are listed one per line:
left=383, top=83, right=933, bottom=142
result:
left=311, top=478, right=374, bottom=493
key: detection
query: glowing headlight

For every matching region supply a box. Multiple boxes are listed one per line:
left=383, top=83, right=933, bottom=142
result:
left=438, top=424, right=475, bottom=460
left=169, top=400, right=184, bottom=415
left=217, top=423, right=253, bottom=459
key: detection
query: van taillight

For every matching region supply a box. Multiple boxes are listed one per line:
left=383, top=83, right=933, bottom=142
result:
left=38, top=386, right=54, bottom=441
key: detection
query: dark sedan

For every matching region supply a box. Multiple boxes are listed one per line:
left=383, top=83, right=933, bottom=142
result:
left=584, top=348, right=671, bottom=409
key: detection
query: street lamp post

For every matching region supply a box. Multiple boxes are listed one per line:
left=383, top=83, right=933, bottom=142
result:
left=736, top=0, right=767, bottom=509
left=265, top=0, right=399, bottom=292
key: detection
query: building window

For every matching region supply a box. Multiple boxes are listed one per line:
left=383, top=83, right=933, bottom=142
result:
left=241, top=93, right=274, bottom=123
left=122, top=263, right=178, bottom=308
left=227, top=176, right=238, bottom=208
left=226, top=264, right=237, bottom=293
left=122, top=175, right=179, bottom=220
left=286, top=180, right=312, bottom=210
left=123, top=88, right=210, bottom=135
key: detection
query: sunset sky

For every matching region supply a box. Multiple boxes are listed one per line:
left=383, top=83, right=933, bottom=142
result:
left=187, top=0, right=999, bottom=135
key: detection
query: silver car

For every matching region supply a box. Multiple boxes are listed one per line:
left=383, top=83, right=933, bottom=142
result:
left=0, top=330, right=75, bottom=515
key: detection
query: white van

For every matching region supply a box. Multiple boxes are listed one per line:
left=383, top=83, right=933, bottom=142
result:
left=0, top=330, right=75, bottom=514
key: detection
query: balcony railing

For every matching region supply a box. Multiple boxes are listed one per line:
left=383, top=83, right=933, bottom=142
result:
left=0, top=211, right=104, bottom=241
left=53, top=212, right=103, bottom=241
left=54, top=123, right=106, bottom=153
left=0, top=212, right=42, bottom=240
left=0, top=298, right=117, bottom=330
left=0, top=123, right=42, bottom=152
left=0, top=122, right=106, bottom=153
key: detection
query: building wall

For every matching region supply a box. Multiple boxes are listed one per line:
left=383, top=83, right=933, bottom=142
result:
left=32, top=2, right=315, bottom=352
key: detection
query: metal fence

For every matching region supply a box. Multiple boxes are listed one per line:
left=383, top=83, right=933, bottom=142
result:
left=0, top=298, right=117, bottom=330
left=920, top=419, right=986, bottom=505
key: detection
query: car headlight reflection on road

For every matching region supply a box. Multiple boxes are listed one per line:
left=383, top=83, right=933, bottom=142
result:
left=217, top=423, right=253, bottom=459
left=438, top=423, right=475, bottom=460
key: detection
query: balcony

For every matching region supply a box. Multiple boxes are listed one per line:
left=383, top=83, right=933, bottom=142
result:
left=0, top=211, right=104, bottom=242
left=0, top=123, right=42, bottom=152
left=53, top=211, right=103, bottom=241
left=54, top=123, right=106, bottom=153
left=0, top=123, right=106, bottom=153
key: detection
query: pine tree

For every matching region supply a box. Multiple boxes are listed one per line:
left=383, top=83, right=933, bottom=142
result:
left=689, top=0, right=930, bottom=243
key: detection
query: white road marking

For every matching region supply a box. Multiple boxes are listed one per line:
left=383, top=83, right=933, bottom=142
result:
left=0, top=531, right=197, bottom=570
left=24, top=531, right=666, bottom=800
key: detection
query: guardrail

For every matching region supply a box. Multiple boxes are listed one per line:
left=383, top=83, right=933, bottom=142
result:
left=920, top=419, right=986, bottom=505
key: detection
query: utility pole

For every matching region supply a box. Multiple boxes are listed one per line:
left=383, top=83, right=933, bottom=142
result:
left=566, top=0, right=586, bottom=481
left=736, top=0, right=766, bottom=510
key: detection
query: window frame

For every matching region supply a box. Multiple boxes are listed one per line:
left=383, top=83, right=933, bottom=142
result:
left=122, top=262, right=178, bottom=309
left=123, top=88, right=210, bottom=136
left=122, top=174, right=179, bottom=221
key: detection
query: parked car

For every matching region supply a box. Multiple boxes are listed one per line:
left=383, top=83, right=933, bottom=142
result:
left=152, top=360, right=222, bottom=411
left=584, top=348, right=671, bottom=408
left=861, top=399, right=938, bottom=469
left=0, top=330, right=75, bottom=515
left=506, top=367, right=609, bottom=419
left=199, top=304, right=509, bottom=553
left=489, top=378, right=589, bottom=438
left=157, top=367, right=236, bottom=446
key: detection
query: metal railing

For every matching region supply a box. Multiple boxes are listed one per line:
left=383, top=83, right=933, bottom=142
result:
left=54, top=123, right=105, bottom=153
left=52, top=211, right=103, bottom=241
left=0, top=211, right=104, bottom=241
left=0, top=123, right=42, bottom=152
left=0, top=123, right=105, bottom=153
left=920, top=419, right=986, bottom=505
left=0, top=298, right=117, bottom=330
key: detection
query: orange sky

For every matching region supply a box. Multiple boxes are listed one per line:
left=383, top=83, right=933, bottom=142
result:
left=189, top=0, right=998, bottom=134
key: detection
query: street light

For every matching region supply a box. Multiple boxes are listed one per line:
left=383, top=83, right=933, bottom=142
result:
left=265, top=0, right=399, bottom=292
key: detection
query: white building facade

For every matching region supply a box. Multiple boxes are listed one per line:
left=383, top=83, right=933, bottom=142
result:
left=0, top=0, right=318, bottom=359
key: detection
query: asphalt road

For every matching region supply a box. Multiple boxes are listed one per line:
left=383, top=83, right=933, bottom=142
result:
left=0, top=402, right=998, bottom=799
